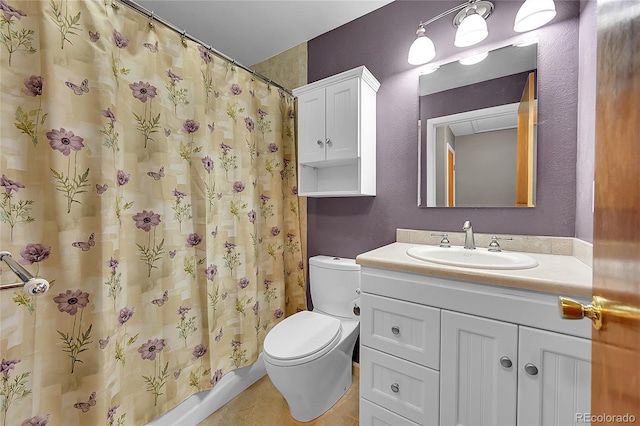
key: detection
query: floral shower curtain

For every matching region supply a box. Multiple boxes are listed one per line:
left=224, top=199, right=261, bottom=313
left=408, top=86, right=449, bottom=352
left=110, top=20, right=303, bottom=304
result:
left=0, top=0, right=306, bottom=424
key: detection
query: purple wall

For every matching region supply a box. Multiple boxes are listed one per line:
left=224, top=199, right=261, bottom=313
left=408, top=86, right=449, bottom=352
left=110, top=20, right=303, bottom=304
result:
left=306, top=0, right=581, bottom=259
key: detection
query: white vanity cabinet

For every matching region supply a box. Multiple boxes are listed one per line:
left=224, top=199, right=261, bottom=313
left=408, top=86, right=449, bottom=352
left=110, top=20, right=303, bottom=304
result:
left=359, top=267, right=592, bottom=426
left=293, top=66, right=379, bottom=197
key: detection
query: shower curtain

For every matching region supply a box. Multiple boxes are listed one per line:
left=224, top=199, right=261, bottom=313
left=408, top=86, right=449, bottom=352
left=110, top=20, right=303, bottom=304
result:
left=0, top=1, right=306, bottom=424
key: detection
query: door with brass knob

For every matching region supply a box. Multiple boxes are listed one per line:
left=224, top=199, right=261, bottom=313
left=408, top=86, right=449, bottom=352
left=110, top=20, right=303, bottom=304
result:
left=573, top=0, right=640, bottom=419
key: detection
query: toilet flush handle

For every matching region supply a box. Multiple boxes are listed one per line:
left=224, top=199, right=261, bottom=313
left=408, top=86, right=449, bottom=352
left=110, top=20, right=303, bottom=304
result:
left=353, top=303, right=360, bottom=316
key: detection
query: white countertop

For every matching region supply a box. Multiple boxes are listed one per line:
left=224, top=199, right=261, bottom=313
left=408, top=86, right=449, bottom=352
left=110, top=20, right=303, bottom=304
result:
left=356, top=242, right=592, bottom=298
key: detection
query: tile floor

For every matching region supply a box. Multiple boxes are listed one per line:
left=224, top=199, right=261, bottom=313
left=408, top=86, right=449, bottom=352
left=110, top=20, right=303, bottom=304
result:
left=198, top=366, right=359, bottom=426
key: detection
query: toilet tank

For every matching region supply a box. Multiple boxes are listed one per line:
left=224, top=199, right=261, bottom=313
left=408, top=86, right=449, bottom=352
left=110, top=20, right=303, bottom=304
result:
left=309, top=255, right=361, bottom=319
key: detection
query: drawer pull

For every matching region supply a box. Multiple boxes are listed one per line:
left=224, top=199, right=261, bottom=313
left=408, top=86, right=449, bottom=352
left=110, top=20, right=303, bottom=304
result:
left=499, top=356, right=513, bottom=368
left=317, top=139, right=324, bottom=147
left=391, top=326, right=400, bottom=335
left=390, top=383, right=400, bottom=393
left=524, top=363, right=539, bottom=376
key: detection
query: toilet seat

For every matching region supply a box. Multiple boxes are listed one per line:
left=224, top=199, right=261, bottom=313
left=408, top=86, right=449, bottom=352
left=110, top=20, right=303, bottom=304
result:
left=263, top=311, right=342, bottom=367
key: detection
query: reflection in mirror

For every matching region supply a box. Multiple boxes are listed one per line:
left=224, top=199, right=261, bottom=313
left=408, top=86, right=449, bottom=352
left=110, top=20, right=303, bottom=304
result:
left=418, top=43, right=538, bottom=208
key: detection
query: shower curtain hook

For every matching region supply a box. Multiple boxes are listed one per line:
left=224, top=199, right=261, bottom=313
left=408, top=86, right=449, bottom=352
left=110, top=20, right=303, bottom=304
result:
left=180, top=30, right=187, bottom=47
left=148, top=11, right=155, bottom=28
left=110, top=1, right=119, bottom=10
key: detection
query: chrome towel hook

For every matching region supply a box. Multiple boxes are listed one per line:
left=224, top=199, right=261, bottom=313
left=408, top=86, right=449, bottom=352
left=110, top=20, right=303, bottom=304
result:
left=0, top=251, right=49, bottom=296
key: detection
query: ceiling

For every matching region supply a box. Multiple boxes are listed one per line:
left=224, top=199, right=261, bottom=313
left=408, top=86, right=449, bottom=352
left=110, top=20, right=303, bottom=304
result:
left=134, top=0, right=394, bottom=67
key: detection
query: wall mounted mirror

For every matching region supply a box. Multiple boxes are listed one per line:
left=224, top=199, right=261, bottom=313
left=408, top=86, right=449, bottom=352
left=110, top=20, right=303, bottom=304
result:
left=418, top=43, right=538, bottom=208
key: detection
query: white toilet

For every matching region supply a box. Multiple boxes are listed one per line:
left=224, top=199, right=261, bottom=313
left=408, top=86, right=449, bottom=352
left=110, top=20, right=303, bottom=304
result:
left=262, top=255, right=361, bottom=422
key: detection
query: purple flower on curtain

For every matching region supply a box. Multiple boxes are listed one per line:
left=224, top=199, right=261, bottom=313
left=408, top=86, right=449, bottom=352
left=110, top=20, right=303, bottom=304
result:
left=210, top=369, right=223, bottom=387
left=230, top=84, right=242, bottom=96
left=298, top=261, right=304, bottom=270
left=116, top=170, right=130, bottom=186
left=244, top=117, right=254, bottom=132
left=166, top=69, right=182, bottom=84
left=247, top=209, right=256, bottom=224
left=137, top=338, right=165, bottom=361
left=260, top=194, right=270, bottom=203
left=252, top=301, right=259, bottom=315
left=53, top=289, right=90, bottom=316
left=220, top=142, right=232, bottom=153
left=286, top=233, right=296, bottom=241
left=198, top=45, right=212, bottom=64
left=270, top=227, right=281, bottom=237
left=101, top=107, right=116, bottom=125
left=21, top=414, right=50, bottom=426
left=112, top=29, right=129, bottom=48
left=177, top=306, right=191, bottom=318
left=230, top=340, right=241, bottom=348
left=233, top=181, right=245, bottom=193
left=106, top=257, right=119, bottom=272
left=186, top=233, right=202, bottom=247
left=205, top=264, right=217, bottom=281
left=1, top=358, right=19, bottom=377
left=292, top=186, right=298, bottom=195
left=20, top=243, right=51, bottom=264
left=107, top=405, right=120, bottom=422
left=201, top=156, right=214, bottom=173
left=268, top=143, right=279, bottom=153
left=183, top=119, right=200, bottom=134
left=46, top=128, right=84, bottom=156
left=89, top=30, right=100, bottom=43
left=132, top=210, right=161, bottom=232
left=257, top=108, right=267, bottom=118
left=289, top=110, right=295, bottom=120
left=172, top=189, right=187, bottom=200
left=224, top=241, right=236, bottom=251
left=0, top=0, right=25, bottom=20
left=118, top=307, right=135, bottom=326
left=274, top=309, right=284, bottom=319
left=22, top=75, right=43, bottom=97
left=192, top=344, right=207, bottom=360
left=238, top=277, right=249, bottom=289
left=129, top=81, right=157, bottom=103
left=278, top=88, right=285, bottom=99
left=264, top=279, right=272, bottom=289
left=0, top=174, right=24, bottom=194
left=99, top=336, right=110, bottom=349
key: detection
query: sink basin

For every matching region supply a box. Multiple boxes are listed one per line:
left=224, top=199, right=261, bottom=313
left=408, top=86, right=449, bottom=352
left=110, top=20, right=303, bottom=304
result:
left=406, top=246, right=538, bottom=270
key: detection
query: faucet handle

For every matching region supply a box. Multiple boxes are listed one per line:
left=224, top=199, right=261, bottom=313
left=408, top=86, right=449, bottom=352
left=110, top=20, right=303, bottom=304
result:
left=488, top=236, right=513, bottom=252
left=431, top=233, right=451, bottom=248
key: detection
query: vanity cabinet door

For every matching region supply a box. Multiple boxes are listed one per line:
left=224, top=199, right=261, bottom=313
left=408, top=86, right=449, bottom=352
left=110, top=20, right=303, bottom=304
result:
left=440, top=311, right=518, bottom=426
left=297, top=87, right=327, bottom=164
left=325, top=77, right=359, bottom=161
left=517, top=327, right=591, bottom=426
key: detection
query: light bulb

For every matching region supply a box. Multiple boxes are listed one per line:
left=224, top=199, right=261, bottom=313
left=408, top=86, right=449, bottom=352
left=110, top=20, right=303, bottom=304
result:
left=514, top=0, right=557, bottom=33
left=408, top=27, right=436, bottom=65
left=455, top=12, right=488, bottom=48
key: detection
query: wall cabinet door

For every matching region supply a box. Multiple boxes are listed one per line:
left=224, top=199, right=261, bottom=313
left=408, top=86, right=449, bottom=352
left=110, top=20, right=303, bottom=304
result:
left=325, top=77, right=359, bottom=161
left=517, top=326, right=591, bottom=426
left=297, top=88, right=327, bottom=164
left=440, top=311, right=518, bottom=426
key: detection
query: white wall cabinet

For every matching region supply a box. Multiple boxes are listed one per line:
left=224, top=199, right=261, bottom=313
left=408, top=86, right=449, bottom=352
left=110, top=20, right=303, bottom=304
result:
left=293, top=66, right=379, bottom=197
left=359, top=267, right=592, bottom=426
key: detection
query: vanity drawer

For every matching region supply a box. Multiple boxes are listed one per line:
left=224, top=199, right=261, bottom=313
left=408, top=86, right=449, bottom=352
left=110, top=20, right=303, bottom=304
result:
left=360, top=398, right=420, bottom=426
left=361, top=346, right=439, bottom=425
left=361, top=293, right=440, bottom=369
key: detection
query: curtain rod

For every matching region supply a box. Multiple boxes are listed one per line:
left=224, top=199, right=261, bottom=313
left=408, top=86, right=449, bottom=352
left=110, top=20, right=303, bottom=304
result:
left=115, top=0, right=294, bottom=97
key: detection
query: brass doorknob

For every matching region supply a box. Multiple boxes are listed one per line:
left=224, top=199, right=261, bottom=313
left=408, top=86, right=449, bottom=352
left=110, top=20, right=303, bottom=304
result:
left=559, top=295, right=640, bottom=331
left=558, top=296, right=604, bottom=330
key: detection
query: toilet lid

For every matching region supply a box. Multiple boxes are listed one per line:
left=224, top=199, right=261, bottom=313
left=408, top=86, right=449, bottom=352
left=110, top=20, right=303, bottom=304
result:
left=263, top=311, right=341, bottom=361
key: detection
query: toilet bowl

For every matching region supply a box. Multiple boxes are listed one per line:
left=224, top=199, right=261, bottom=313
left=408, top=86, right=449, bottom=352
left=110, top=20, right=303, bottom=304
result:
left=262, top=256, right=361, bottom=422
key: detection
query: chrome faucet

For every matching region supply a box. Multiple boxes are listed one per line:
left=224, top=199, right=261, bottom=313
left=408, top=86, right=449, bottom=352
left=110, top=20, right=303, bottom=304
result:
left=463, top=220, right=475, bottom=250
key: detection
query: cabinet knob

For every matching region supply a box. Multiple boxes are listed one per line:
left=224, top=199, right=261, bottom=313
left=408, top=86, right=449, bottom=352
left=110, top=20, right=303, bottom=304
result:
left=524, top=363, right=539, bottom=376
left=390, top=383, right=399, bottom=393
left=325, top=138, right=333, bottom=147
left=316, top=139, right=324, bottom=147
left=499, top=356, right=513, bottom=368
left=391, top=326, right=400, bottom=335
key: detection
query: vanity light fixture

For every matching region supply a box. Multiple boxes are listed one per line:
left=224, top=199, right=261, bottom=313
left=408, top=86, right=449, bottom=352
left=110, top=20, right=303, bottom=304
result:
left=458, top=51, right=489, bottom=65
left=408, top=0, right=494, bottom=65
left=514, top=0, right=557, bottom=32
